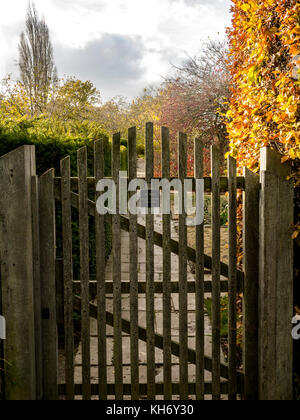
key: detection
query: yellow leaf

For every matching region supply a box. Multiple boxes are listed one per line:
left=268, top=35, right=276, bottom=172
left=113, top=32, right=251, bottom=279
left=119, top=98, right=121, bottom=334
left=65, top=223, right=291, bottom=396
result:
left=241, top=4, right=251, bottom=12
left=292, top=231, right=299, bottom=240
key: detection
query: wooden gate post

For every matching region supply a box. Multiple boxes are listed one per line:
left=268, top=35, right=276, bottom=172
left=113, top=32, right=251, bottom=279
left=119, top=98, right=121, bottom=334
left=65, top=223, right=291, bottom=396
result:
left=259, top=147, right=294, bottom=400
left=0, top=146, right=37, bottom=400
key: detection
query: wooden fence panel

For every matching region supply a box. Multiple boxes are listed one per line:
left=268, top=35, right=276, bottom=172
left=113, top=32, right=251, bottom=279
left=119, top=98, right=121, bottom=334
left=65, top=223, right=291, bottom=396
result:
left=78, top=147, right=91, bottom=400
left=7, top=132, right=296, bottom=402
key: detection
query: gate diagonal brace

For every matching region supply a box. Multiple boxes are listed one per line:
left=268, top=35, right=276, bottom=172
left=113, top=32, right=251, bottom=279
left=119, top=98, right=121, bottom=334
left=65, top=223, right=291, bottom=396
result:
left=73, top=295, right=244, bottom=388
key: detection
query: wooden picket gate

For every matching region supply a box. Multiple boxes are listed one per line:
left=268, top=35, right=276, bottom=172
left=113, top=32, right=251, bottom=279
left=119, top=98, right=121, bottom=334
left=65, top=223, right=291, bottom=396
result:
left=0, top=123, right=294, bottom=400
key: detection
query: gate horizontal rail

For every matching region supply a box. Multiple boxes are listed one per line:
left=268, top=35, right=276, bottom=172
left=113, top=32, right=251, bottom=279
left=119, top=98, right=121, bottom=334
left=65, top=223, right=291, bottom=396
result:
left=71, top=279, right=244, bottom=295
left=58, top=382, right=232, bottom=397
left=54, top=176, right=246, bottom=193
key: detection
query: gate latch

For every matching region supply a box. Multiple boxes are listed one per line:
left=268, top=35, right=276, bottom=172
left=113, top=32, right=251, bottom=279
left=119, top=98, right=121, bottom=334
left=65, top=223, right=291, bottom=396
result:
left=0, top=315, right=6, bottom=340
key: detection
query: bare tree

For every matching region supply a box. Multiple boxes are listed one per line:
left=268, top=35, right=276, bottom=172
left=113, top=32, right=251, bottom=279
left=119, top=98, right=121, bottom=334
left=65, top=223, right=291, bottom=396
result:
left=161, top=40, right=231, bottom=153
left=19, top=2, right=57, bottom=116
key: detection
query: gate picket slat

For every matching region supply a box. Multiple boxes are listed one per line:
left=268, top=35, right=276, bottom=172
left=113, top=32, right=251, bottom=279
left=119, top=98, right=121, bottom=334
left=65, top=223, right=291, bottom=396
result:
left=128, top=127, right=139, bottom=400
left=145, top=122, right=156, bottom=400
left=112, top=133, right=123, bottom=400
left=60, top=157, right=74, bottom=400
left=243, top=167, right=259, bottom=400
left=39, top=169, right=58, bottom=400
left=194, top=138, right=205, bottom=400
left=178, top=133, right=188, bottom=400
left=78, top=147, right=91, bottom=400
left=161, top=127, right=172, bottom=400
left=211, top=146, right=221, bottom=400
left=31, top=175, right=43, bottom=400
left=228, top=156, right=237, bottom=400
left=94, top=140, right=107, bottom=400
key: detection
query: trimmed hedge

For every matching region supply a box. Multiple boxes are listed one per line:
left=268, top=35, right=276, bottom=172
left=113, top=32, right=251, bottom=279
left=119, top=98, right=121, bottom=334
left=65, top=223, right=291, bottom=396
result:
left=0, top=117, right=127, bottom=279
left=0, top=117, right=112, bottom=176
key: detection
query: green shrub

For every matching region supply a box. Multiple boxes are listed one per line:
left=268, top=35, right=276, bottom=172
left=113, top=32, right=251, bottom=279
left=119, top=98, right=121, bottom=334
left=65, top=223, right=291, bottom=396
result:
left=120, top=145, right=128, bottom=171
left=0, top=117, right=114, bottom=277
left=120, top=139, right=128, bottom=148
left=205, top=297, right=229, bottom=339
left=136, top=143, right=145, bottom=157
left=204, top=195, right=228, bottom=226
left=0, top=117, right=111, bottom=174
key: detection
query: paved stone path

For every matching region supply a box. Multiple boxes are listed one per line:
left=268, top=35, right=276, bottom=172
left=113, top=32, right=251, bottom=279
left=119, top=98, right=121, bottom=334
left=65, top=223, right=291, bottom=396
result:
left=74, top=159, right=221, bottom=399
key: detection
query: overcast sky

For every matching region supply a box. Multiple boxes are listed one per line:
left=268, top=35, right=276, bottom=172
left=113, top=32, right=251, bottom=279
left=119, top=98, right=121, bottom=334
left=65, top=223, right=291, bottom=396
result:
left=0, top=0, right=232, bottom=101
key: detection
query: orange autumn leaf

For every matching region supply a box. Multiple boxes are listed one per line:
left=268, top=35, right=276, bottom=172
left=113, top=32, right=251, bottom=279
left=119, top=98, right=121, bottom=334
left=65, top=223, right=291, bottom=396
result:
left=290, top=45, right=299, bottom=56
left=292, top=231, right=299, bottom=240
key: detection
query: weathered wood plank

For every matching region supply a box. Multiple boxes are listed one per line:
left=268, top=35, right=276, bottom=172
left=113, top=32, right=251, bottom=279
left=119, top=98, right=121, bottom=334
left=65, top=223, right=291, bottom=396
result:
left=161, top=126, right=172, bottom=400
left=94, top=140, right=107, bottom=400
left=31, top=175, right=43, bottom=400
left=194, top=138, right=204, bottom=400
left=128, top=127, right=139, bottom=400
left=211, top=146, right=221, bottom=400
left=243, top=167, right=259, bottom=400
left=228, top=156, right=237, bottom=400
left=145, top=122, right=156, bottom=400
left=259, top=147, right=294, bottom=400
left=55, top=259, right=64, bottom=325
left=0, top=147, right=37, bottom=400
left=178, top=133, right=188, bottom=400
left=60, top=157, right=74, bottom=400
left=77, top=147, right=91, bottom=400
left=0, top=276, right=4, bottom=400
left=39, top=168, right=58, bottom=400
left=275, top=173, right=294, bottom=400
left=112, top=133, right=123, bottom=400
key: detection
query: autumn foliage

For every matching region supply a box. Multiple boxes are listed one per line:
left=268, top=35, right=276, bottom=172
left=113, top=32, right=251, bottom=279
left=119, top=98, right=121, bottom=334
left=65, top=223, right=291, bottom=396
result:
left=226, top=0, right=300, bottom=170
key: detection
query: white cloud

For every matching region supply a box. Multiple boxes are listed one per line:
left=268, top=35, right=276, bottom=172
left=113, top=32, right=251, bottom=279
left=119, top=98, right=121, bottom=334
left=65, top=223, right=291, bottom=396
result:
left=0, top=0, right=232, bottom=100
